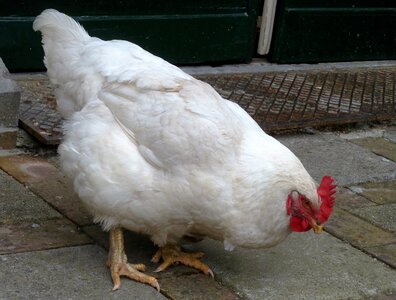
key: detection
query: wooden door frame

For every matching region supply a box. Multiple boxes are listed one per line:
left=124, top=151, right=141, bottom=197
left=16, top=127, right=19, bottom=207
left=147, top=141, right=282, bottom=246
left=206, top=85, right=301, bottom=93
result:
left=257, top=0, right=277, bottom=55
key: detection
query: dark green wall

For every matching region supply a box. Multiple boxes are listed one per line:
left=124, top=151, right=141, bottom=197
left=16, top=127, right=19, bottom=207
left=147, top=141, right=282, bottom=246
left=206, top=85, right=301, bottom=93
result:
left=0, top=1, right=260, bottom=71
left=269, top=0, right=396, bottom=63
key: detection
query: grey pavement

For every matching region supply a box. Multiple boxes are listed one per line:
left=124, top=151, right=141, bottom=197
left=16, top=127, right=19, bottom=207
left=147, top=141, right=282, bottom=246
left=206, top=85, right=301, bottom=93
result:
left=278, top=131, right=396, bottom=186
left=0, top=169, right=61, bottom=224
left=194, top=233, right=396, bottom=300
left=0, top=245, right=166, bottom=300
left=352, top=204, right=396, bottom=232
left=384, top=127, right=396, bottom=143
left=0, top=125, right=395, bottom=299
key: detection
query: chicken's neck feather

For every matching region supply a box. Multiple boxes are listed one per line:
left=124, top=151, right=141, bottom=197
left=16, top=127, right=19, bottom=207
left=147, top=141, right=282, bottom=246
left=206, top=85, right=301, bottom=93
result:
left=224, top=130, right=317, bottom=249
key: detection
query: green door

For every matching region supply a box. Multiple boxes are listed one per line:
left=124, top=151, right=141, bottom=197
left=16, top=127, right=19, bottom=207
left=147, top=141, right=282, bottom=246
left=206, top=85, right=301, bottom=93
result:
left=269, top=0, right=396, bottom=63
left=0, top=1, right=259, bottom=71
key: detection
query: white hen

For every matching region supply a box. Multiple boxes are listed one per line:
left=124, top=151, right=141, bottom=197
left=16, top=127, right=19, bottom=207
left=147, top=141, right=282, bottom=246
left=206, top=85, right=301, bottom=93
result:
left=33, top=9, right=335, bottom=291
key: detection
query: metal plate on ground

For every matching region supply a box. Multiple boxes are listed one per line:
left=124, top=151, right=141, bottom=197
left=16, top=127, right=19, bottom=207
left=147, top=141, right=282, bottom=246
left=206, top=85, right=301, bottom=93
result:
left=17, top=69, right=396, bottom=145
left=196, top=69, right=396, bottom=131
left=18, top=78, right=62, bottom=145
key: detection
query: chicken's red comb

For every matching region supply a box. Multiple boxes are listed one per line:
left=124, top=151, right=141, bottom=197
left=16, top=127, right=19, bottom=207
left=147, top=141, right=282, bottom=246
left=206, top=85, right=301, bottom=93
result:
left=317, top=176, right=336, bottom=223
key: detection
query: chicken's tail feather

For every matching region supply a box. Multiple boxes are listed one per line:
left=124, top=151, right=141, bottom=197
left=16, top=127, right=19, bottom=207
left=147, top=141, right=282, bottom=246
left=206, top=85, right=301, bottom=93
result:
left=33, top=9, right=90, bottom=42
left=33, top=9, right=91, bottom=117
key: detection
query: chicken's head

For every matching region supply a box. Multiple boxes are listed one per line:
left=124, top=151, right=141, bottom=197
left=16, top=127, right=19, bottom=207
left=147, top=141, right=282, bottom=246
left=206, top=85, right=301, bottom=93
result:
left=286, top=176, right=336, bottom=234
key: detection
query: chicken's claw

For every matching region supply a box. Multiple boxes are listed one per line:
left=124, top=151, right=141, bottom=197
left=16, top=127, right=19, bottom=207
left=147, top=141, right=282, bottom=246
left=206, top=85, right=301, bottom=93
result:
left=152, top=245, right=213, bottom=277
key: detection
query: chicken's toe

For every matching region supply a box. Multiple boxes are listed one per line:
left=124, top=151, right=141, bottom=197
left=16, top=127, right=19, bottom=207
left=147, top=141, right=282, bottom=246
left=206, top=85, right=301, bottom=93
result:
left=111, top=262, right=159, bottom=291
left=152, top=245, right=213, bottom=277
left=108, top=227, right=159, bottom=291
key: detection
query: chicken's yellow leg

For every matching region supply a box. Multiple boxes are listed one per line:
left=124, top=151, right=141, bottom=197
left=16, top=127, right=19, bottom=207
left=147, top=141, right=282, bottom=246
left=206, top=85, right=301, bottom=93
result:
left=151, top=245, right=214, bottom=277
left=107, top=227, right=159, bottom=291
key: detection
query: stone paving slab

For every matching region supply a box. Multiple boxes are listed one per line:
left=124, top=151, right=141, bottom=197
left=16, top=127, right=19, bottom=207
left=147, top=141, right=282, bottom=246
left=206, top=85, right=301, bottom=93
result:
left=352, top=204, right=396, bottom=232
left=189, top=233, right=396, bottom=300
left=0, top=155, right=92, bottom=226
left=0, top=168, right=92, bottom=254
left=277, top=133, right=396, bottom=185
left=350, top=137, right=396, bottom=162
left=350, top=180, right=396, bottom=205
left=0, top=245, right=166, bottom=300
left=325, top=208, right=396, bottom=249
left=384, top=126, right=396, bottom=143
left=0, top=219, right=91, bottom=255
left=366, top=243, right=396, bottom=269
left=329, top=182, right=396, bottom=269
left=336, top=188, right=376, bottom=211
left=83, top=225, right=241, bottom=300
left=337, top=127, right=386, bottom=140
left=0, top=169, right=60, bottom=224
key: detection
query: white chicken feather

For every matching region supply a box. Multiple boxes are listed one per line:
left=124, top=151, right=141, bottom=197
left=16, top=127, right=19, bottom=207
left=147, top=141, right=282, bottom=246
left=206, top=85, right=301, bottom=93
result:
left=33, top=9, right=332, bottom=291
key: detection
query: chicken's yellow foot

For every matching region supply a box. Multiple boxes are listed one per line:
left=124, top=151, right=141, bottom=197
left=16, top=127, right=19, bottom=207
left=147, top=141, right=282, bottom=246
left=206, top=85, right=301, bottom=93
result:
left=107, top=227, right=160, bottom=291
left=151, top=245, right=214, bottom=277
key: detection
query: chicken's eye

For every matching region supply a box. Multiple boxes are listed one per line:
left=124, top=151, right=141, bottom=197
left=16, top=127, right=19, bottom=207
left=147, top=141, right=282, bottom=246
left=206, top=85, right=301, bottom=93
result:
left=302, top=198, right=310, bottom=208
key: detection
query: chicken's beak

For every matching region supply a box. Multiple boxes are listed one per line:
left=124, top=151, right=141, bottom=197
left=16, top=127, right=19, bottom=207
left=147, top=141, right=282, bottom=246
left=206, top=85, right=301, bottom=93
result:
left=309, top=218, right=323, bottom=234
